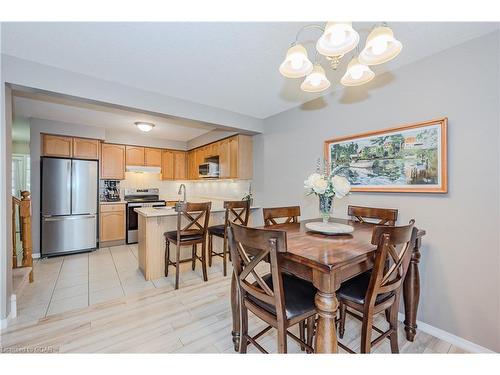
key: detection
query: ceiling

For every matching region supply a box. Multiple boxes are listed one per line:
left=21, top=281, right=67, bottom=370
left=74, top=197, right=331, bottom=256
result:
left=12, top=91, right=215, bottom=141
left=2, top=22, right=499, bottom=119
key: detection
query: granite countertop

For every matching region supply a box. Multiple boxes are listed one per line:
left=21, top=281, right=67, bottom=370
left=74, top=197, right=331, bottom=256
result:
left=135, top=205, right=260, bottom=218
left=100, top=200, right=127, bottom=205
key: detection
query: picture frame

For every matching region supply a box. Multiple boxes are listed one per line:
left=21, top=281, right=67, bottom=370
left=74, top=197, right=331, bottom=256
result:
left=324, top=118, right=448, bottom=193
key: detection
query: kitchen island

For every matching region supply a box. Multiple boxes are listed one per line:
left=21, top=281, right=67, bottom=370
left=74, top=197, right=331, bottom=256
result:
left=135, top=203, right=260, bottom=280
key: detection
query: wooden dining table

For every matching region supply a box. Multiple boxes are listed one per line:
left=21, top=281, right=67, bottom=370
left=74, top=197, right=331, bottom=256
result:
left=230, top=218, right=425, bottom=353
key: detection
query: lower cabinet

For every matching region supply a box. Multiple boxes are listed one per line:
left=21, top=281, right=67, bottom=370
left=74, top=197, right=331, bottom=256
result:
left=100, top=204, right=126, bottom=242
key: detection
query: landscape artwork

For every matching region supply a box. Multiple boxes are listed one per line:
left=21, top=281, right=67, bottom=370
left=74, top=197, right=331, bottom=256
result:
left=325, top=118, right=447, bottom=193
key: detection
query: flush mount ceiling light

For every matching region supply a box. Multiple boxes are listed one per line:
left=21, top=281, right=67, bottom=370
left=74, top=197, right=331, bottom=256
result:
left=340, top=57, right=375, bottom=86
left=279, top=22, right=402, bottom=92
left=358, top=26, right=403, bottom=65
left=301, top=65, right=331, bottom=93
left=135, top=122, right=155, bottom=132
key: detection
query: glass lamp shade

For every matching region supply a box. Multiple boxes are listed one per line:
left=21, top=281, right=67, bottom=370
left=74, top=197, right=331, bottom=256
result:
left=358, top=26, right=402, bottom=65
left=135, top=122, right=155, bottom=132
left=316, top=22, right=359, bottom=57
left=279, top=44, right=313, bottom=78
left=341, top=57, right=375, bottom=86
left=300, top=65, right=331, bottom=93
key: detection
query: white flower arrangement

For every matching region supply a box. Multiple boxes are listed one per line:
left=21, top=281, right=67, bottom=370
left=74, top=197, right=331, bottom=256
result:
left=304, top=160, right=351, bottom=199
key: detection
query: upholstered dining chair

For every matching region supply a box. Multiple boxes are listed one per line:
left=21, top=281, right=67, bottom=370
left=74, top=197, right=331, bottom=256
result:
left=164, top=202, right=211, bottom=290
left=262, top=206, right=301, bottom=226
left=207, top=200, right=250, bottom=276
left=348, top=205, right=398, bottom=226
left=228, top=222, right=316, bottom=354
left=336, top=220, right=418, bottom=353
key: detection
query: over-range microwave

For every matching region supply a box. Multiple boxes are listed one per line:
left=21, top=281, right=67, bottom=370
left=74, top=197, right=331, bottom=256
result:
left=198, top=162, right=219, bottom=178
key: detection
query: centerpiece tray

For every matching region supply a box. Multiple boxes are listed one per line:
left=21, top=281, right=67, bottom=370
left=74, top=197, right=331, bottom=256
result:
left=305, top=222, right=354, bottom=235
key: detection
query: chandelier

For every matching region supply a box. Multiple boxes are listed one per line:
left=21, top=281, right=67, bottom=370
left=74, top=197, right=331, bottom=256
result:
left=279, top=22, right=402, bottom=92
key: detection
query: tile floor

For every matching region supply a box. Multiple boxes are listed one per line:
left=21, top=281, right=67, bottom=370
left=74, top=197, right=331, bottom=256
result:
left=16, top=244, right=225, bottom=324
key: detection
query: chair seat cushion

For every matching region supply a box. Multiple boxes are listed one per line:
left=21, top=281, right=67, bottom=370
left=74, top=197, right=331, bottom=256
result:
left=208, top=224, right=226, bottom=237
left=337, top=271, right=392, bottom=305
left=247, top=273, right=316, bottom=320
left=164, top=230, right=203, bottom=242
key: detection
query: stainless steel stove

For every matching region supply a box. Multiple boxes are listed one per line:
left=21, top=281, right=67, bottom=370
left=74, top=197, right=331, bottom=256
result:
left=125, top=188, right=166, bottom=244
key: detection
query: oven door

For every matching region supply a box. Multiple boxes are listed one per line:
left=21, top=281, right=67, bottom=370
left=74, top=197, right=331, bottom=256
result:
left=126, top=203, right=142, bottom=244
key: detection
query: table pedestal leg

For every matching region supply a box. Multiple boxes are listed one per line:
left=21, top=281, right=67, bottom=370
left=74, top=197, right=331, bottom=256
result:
left=314, top=291, right=339, bottom=353
left=230, top=271, right=240, bottom=351
left=403, top=235, right=422, bottom=342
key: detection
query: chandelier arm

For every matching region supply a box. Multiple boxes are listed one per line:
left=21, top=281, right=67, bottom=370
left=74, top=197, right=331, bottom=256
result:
left=293, top=24, right=325, bottom=45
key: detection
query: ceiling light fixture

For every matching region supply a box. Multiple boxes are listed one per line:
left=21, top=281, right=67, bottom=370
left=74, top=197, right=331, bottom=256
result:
left=135, top=122, right=155, bottom=132
left=279, top=22, right=402, bottom=92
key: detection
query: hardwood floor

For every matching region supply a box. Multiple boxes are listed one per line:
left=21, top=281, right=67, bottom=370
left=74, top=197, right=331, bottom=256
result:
left=1, top=255, right=465, bottom=353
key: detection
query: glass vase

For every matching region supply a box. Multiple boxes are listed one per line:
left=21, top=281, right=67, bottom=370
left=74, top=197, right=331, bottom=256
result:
left=318, top=194, right=333, bottom=224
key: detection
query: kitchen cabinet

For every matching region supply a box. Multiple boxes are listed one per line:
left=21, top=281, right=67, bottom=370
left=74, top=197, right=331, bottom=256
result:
left=230, top=135, right=253, bottom=179
left=101, top=143, right=125, bottom=180
left=126, top=146, right=145, bottom=166
left=145, top=147, right=162, bottom=167
left=161, top=150, right=174, bottom=180
left=218, top=138, right=230, bottom=178
left=100, top=203, right=126, bottom=242
left=42, top=134, right=73, bottom=157
left=173, top=151, right=187, bottom=179
left=72, top=137, right=99, bottom=160
left=187, top=150, right=197, bottom=180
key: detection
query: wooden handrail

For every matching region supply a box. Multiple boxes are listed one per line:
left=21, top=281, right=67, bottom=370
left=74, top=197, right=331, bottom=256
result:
left=12, top=191, right=33, bottom=282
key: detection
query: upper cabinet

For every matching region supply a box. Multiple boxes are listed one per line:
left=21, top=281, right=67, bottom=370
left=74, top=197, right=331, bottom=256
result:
left=73, top=137, right=99, bottom=160
left=187, top=134, right=252, bottom=180
left=42, top=134, right=73, bottom=158
left=126, top=146, right=145, bottom=166
left=101, top=143, right=125, bottom=180
left=162, top=150, right=187, bottom=180
left=145, top=147, right=162, bottom=167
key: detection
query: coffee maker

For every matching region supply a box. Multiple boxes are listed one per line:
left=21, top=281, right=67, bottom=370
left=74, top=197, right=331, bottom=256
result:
left=103, top=180, right=120, bottom=202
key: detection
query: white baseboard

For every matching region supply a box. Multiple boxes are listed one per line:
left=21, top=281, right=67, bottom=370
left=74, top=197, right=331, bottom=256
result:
left=397, top=313, right=495, bottom=353
left=32, top=253, right=40, bottom=259
left=0, top=308, right=13, bottom=329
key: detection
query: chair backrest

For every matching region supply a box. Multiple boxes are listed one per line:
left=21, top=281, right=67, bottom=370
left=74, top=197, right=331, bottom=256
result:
left=174, top=201, right=211, bottom=241
left=364, top=220, right=417, bottom=307
left=228, top=222, right=288, bottom=321
left=348, top=205, right=398, bottom=225
left=223, top=200, right=250, bottom=228
left=263, top=206, right=301, bottom=226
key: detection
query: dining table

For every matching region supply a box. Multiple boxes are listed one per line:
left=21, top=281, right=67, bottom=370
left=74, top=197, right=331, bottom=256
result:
left=230, top=218, right=426, bottom=353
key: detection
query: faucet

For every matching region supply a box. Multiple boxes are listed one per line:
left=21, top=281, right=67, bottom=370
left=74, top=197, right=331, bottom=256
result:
left=178, top=184, right=187, bottom=203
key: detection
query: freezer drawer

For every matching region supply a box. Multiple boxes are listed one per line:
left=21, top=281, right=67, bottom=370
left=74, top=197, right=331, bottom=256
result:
left=41, top=215, right=97, bottom=256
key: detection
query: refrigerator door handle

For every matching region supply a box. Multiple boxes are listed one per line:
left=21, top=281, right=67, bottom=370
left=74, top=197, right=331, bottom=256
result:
left=43, top=215, right=96, bottom=222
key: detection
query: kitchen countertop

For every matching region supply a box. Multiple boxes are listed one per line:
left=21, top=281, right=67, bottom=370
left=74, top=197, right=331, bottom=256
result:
left=135, top=205, right=260, bottom=218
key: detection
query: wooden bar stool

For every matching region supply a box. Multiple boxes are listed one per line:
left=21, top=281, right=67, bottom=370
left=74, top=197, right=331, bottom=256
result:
left=164, top=202, right=211, bottom=290
left=348, top=205, right=398, bottom=225
left=208, top=200, right=250, bottom=277
left=229, top=222, right=316, bottom=354
left=262, top=206, right=300, bottom=226
left=336, top=220, right=417, bottom=353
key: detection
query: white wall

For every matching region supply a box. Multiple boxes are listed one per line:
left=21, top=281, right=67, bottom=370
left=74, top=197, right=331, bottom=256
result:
left=254, top=31, right=500, bottom=351
left=187, top=129, right=238, bottom=150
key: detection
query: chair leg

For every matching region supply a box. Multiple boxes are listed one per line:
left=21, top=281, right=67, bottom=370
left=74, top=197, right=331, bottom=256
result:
left=164, top=241, right=170, bottom=277
left=306, top=315, right=315, bottom=352
left=360, top=311, right=374, bottom=354
left=277, top=321, right=287, bottom=354
left=389, top=296, right=401, bottom=354
left=385, top=308, right=391, bottom=324
left=239, top=305, right=249, bottom=354
left=338, top=302, right=346, bottom=339
left=299, top=321, right=305, bottom=351
left=191, top=244, right=196, bottom=271
left=201, top=241, right=208, bottom=282
left=222, top=236, right=227, bottom=277
left=208, top=234, right=213, bottom=267
left=175, top=244, right=180, bottom=290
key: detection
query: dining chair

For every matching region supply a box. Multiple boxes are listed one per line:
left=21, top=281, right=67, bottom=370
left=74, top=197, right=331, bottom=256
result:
left=262, top=206, right=301, bottom=226
left=164, top=202, right=211, bottom=290
left=336, top=220, right=417, bottom=353
left=228, top=222, right=316, bottom=354
left=348, top=205, right=398, bottom=225
left=207, top=200, right=250, bottom=277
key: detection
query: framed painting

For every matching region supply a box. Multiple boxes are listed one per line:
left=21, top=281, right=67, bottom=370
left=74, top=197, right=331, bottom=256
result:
left=324, top=118, right=448, bottom=193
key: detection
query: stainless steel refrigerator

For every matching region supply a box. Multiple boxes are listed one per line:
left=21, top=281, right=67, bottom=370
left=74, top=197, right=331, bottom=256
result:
left=41, top=157, right=98, bottom=257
